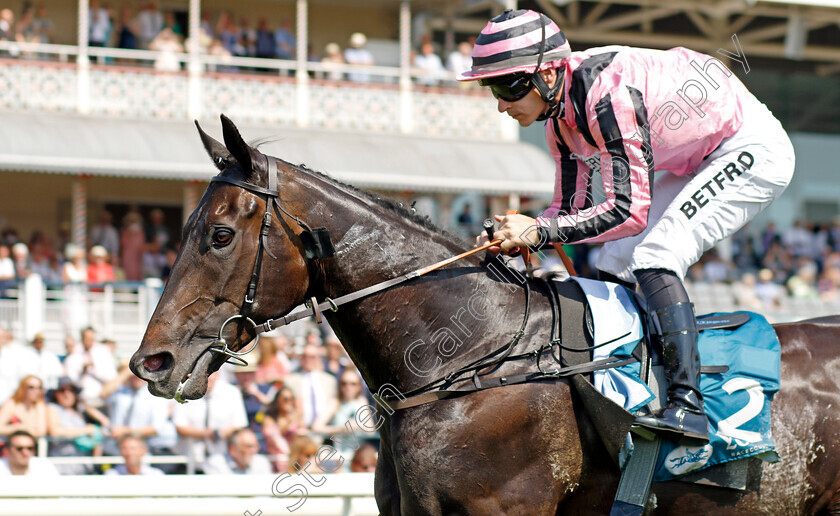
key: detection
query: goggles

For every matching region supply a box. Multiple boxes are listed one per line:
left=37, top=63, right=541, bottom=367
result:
left=479, top=73, right=534, bottom=102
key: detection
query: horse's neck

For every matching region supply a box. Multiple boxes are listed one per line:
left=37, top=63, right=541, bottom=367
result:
left=300, top=177, right=530, bottom=392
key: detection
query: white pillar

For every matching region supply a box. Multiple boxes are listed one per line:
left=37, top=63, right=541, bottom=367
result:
left=399, top=0, right=413, bottom=134
left=295, top=0, right=310, bottom=127
left=77, top=0, right=90, bottom=114
left=72, top=177, right=88, bottom=250
left=23, top=275, right=46, bottom=341
left=508, top=193, right=521, bottom=212
left=187, top=0, right=203, bottom=119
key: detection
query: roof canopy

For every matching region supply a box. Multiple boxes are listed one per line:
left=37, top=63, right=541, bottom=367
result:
left=0, top=113, right=556, bottom=195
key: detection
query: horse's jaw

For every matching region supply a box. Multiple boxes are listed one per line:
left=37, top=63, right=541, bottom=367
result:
left=130, top=340, right=226, bottom=402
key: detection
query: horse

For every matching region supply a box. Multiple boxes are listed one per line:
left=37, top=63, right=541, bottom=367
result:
left=130, top=115, right=840, bottom=515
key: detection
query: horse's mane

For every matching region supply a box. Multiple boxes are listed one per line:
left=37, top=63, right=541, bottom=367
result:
left=281, top=158, right=471, bottom=247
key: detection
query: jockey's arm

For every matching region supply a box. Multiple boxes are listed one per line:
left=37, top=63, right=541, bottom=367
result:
left=536, top=87, right=654, bottom=245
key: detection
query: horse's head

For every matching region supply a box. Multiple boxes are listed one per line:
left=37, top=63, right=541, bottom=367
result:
left=130, top=115, right=312, bottom=401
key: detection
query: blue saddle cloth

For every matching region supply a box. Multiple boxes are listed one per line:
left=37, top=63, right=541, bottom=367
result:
left=571, top=279, right=781, bottom=480
left=650, top=311, right=781, bottom=480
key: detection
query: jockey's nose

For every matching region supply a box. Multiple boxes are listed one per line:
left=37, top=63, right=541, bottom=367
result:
left=497, top=98, right=511, bottom=113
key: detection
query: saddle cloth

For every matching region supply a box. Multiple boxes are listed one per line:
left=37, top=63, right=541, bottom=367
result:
left=572, top=277, right=781, bottom=481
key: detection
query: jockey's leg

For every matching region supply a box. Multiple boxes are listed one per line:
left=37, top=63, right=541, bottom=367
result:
left=632, top=268, right=708, bottom=443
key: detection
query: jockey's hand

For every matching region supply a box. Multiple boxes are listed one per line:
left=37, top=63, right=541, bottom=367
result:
left=474, top=232, right=501, bottom=255
left=493, top=213, right=540, bottom=252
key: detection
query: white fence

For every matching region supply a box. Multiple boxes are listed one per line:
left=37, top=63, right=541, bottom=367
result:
left=0, top=473, right=378, bottom=516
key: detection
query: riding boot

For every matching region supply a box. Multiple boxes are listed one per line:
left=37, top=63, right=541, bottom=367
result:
left=633, top=302, right=709, bottom=444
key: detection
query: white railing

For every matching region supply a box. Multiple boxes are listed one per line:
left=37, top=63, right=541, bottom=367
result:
left=0, top=276, right=163, bottom=358
left=0, top=473, right=378, bottom=516
left=0, top=40, right=513, bottom=142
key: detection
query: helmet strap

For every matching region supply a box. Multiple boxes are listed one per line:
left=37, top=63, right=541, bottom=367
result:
left=531, top=14, right=563, bottom=119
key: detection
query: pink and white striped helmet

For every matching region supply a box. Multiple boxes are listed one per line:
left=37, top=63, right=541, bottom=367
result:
left=458, top=9, right=571, bottom=81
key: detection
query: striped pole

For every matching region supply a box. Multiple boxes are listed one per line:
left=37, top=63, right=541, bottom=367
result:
left=72, top=176, right=88, bottom=251
left=183, top=182, right=199, bottom=229
left=295, top=0, right=310, bottom=128
left=399, top=0, right=413, bottom=134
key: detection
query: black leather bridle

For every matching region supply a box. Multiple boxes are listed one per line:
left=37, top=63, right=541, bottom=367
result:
left=203, top=155, right=336, bottom=367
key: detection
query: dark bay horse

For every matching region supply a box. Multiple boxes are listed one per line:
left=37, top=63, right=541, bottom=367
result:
left=130, top=116, right=840, bottom=515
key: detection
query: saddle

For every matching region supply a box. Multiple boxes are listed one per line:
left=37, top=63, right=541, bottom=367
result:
left=556, top=277, right=779, bottom=501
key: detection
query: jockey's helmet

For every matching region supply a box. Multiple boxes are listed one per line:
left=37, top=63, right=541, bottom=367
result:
left=457, top=9, right=570, bottom=108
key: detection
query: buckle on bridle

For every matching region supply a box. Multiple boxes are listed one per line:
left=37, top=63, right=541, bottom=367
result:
left=209, top=315, right=261, bottom=366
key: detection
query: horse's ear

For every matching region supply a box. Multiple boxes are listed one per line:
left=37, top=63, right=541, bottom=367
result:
left=195, top=120, right=230, bottom=171
left=220, top=114, right=253, bottom=176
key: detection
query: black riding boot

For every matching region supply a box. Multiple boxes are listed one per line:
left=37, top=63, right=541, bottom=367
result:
left=634, top=301, right=709, bottom=443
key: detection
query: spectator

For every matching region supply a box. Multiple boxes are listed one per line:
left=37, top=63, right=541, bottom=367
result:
left=28, top=333, right=64, bottom=391
left=15, top=7, right=38, bottom=46
left=254, top=18, right=275, bottom=60
left=414, top=41, right=444, bottom=86
left=819, top=265, right=840, bottom=301
left=261, top=386, right=302, bottom=473
left=46, top=377, right=109, bottom=475
left=105, top=433, right=164, bottom=475
left=87, top=245, right=115, bottom=284
left=104, top=367, right=177, bottom=469
left=120, top=211, right=145, bottom=281
left=172, top=372, right=248, bottom=470
left=149, top=28, right=183, bottom=72
left=32, top=4, right=55, bottom=43
left=786, top=261, right=819, bottom=299
left=61, top=244, right=86, bottom=283
left=231, top=355, right=272, bottom=435
left=0, top=9, right=19, bottom=58
left=216, top=11, right=238, bottom=55
left=255, top=335, right=291, bottom=386
left=446, top=41, right=473, bottom=86
left=117, top=4, right=138, bottom=50
left=732, top=272, right=763, bottom=310
left=145, top=209, right=170, bottom=249
left=89, top=0, right=112, bottom=48
left=237, top=17, right=256, bottom=57
left=344, top=32, right=374, bottom=83
left=0, top=244, right=15, bottom=282
left=350, top=442, right=378, bottom=473
left=286, top=435, right=322, bottom=474
left=142, top=240, right=168, bottom=279
left=312, top=368, right=375, bottom=464
left=11, top=243, right=31, bottom=281
left=286, top=344, right=338, bottom=430
left=321, top=42, right=344, bottom=81
left=323, top=335, right=349, bottom=378
left=161, top=10, right=182, bottom=37
left=0, top=328, right=38, bottom=405
left=0, top=376, right=47, bottom=438
left=137, top=1, right=163, bottom=50
left=0, top=430, right=58, bottom=476
left=783, top=220, right=815, bottom=259
left=63, top=327, right=118, bottom=408
left=204, top=428, right=272, bottom=474
left=90, top=211, right=120, bottom=263
left=274, top=18, right=294, bottom=59
left=755, top=268, right=784, bottom=308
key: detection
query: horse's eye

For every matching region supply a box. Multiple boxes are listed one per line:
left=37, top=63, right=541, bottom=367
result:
left=212, top=229, right=234, bottom=247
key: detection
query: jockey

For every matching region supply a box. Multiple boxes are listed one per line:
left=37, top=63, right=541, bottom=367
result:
left=460, top=9, right=794, bottom=444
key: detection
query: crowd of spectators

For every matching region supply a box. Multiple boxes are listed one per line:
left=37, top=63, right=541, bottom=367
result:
left=0, top=322, right=379, bottom=477
left=0, top=207, right=176, bottom=288
left=0, top=2, right=477, bottom=85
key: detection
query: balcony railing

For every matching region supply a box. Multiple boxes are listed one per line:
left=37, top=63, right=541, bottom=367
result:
left=0, top=41, right=517, bottom=142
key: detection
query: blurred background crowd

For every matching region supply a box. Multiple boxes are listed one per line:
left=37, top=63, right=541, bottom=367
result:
left=0, top=1, right=477, bottom=84
left=0, top=318, right=380, bottom=476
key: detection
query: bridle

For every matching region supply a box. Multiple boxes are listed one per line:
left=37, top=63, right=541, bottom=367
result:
left=172, top=153, right=528, bottom=403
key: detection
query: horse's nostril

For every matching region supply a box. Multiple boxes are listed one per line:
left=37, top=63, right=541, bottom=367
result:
left=143, top=353, right=170, bottom=372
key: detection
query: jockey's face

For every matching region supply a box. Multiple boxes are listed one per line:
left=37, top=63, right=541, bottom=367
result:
left=496, top=68, right=558, bottom=127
